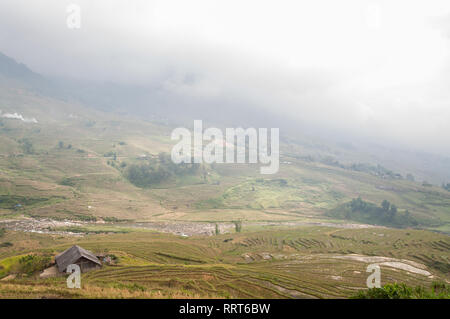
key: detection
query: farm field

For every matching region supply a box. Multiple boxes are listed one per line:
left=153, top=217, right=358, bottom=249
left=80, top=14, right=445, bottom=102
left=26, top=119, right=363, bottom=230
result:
left=0, top=224, right=448, bottom=298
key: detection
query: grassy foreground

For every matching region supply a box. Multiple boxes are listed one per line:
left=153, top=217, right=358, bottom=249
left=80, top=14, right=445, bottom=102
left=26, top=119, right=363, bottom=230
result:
left=0, top=225, right=448, bottom=299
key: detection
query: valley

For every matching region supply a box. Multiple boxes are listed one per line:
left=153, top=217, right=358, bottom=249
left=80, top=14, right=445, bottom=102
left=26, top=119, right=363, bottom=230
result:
left=0, top=53, right=449, bottom=299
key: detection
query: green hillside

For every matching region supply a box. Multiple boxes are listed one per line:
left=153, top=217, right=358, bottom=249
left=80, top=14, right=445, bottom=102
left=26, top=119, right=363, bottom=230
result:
left=0, top=57, right=448, bottom=299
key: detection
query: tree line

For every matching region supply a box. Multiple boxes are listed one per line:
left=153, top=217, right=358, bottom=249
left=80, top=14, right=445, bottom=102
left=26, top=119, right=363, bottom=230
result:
left=327, top=197, right=418, bottom=227
left=124, top=152, right=201, bottom=188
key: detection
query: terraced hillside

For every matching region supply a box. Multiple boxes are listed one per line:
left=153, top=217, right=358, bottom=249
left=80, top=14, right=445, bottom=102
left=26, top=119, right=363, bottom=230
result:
left=0, top=225, right=448, bottom=298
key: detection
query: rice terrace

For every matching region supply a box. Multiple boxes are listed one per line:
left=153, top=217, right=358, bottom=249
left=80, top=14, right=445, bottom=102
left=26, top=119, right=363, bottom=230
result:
left=0, top=0, right=449, bottom=303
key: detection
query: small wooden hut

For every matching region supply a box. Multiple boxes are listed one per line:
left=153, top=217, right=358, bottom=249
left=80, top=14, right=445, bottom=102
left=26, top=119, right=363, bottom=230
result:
left=55, top=245, right=102, bottom=273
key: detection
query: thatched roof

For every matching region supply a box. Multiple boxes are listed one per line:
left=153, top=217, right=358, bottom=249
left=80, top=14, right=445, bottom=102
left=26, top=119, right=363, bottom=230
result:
left=55, top=245, right=101, bottom=272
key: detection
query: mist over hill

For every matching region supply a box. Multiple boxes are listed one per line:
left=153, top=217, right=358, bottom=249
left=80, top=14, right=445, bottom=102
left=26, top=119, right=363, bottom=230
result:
left=1, top=51, right=449, bottom=185
left=0, top=2, right=449, bottom=301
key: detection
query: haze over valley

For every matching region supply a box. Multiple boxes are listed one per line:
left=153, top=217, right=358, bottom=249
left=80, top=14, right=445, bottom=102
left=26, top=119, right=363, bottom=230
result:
left=0, top=1, right=449, bottom=299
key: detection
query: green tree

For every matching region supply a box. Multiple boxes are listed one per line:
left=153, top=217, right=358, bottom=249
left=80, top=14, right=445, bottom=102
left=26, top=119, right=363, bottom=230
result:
left=21, top=139, right=34, bottom=154
left=390, top=204, right=397, bottom=214
left=233, top=221, right=242, bottom=233
left=215, top=223, right=220, bottom=235
left=381, top=200, right=390, bottom=212
left=386, top=204, right=397, bottom=221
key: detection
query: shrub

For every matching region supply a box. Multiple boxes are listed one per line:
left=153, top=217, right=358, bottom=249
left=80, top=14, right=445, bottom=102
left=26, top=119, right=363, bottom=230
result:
left=352, top=282, right=450, bottom=299
left=13, top=255, right=51, bottom=276
left=59, top=177, right=76, bottom=187
left=19, top=138, right=34, bottom=154
left=74, top=214, right=97, bottom=222
left=0, top=242, right=13, bottom=247
left=102, top=216, right=128, bottom=222
left=104, top=151, right=117, bottom=159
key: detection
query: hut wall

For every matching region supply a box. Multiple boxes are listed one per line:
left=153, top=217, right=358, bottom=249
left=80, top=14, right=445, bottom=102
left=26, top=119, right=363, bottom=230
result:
left=76, top=257, right=101, bottom=272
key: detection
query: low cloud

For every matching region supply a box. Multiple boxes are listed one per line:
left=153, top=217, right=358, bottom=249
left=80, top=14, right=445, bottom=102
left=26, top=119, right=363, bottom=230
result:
left=0, top=0, right=449, bottom=155
left=0, top=110, right=38, bottom=123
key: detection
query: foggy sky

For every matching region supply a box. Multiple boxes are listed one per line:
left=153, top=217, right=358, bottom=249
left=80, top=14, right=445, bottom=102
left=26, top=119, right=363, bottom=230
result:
left=1, top=0, right=450, bottom=155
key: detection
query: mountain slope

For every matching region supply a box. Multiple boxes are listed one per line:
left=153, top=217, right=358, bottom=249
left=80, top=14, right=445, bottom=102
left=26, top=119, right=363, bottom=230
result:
left=0, top=52, right=449, bottom=232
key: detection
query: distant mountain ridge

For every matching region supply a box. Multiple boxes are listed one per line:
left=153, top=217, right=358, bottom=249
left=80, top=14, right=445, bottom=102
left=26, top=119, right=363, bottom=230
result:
left=0, top=52, right=60, bottom=99
left=0, top=52, right=43, bottom=83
